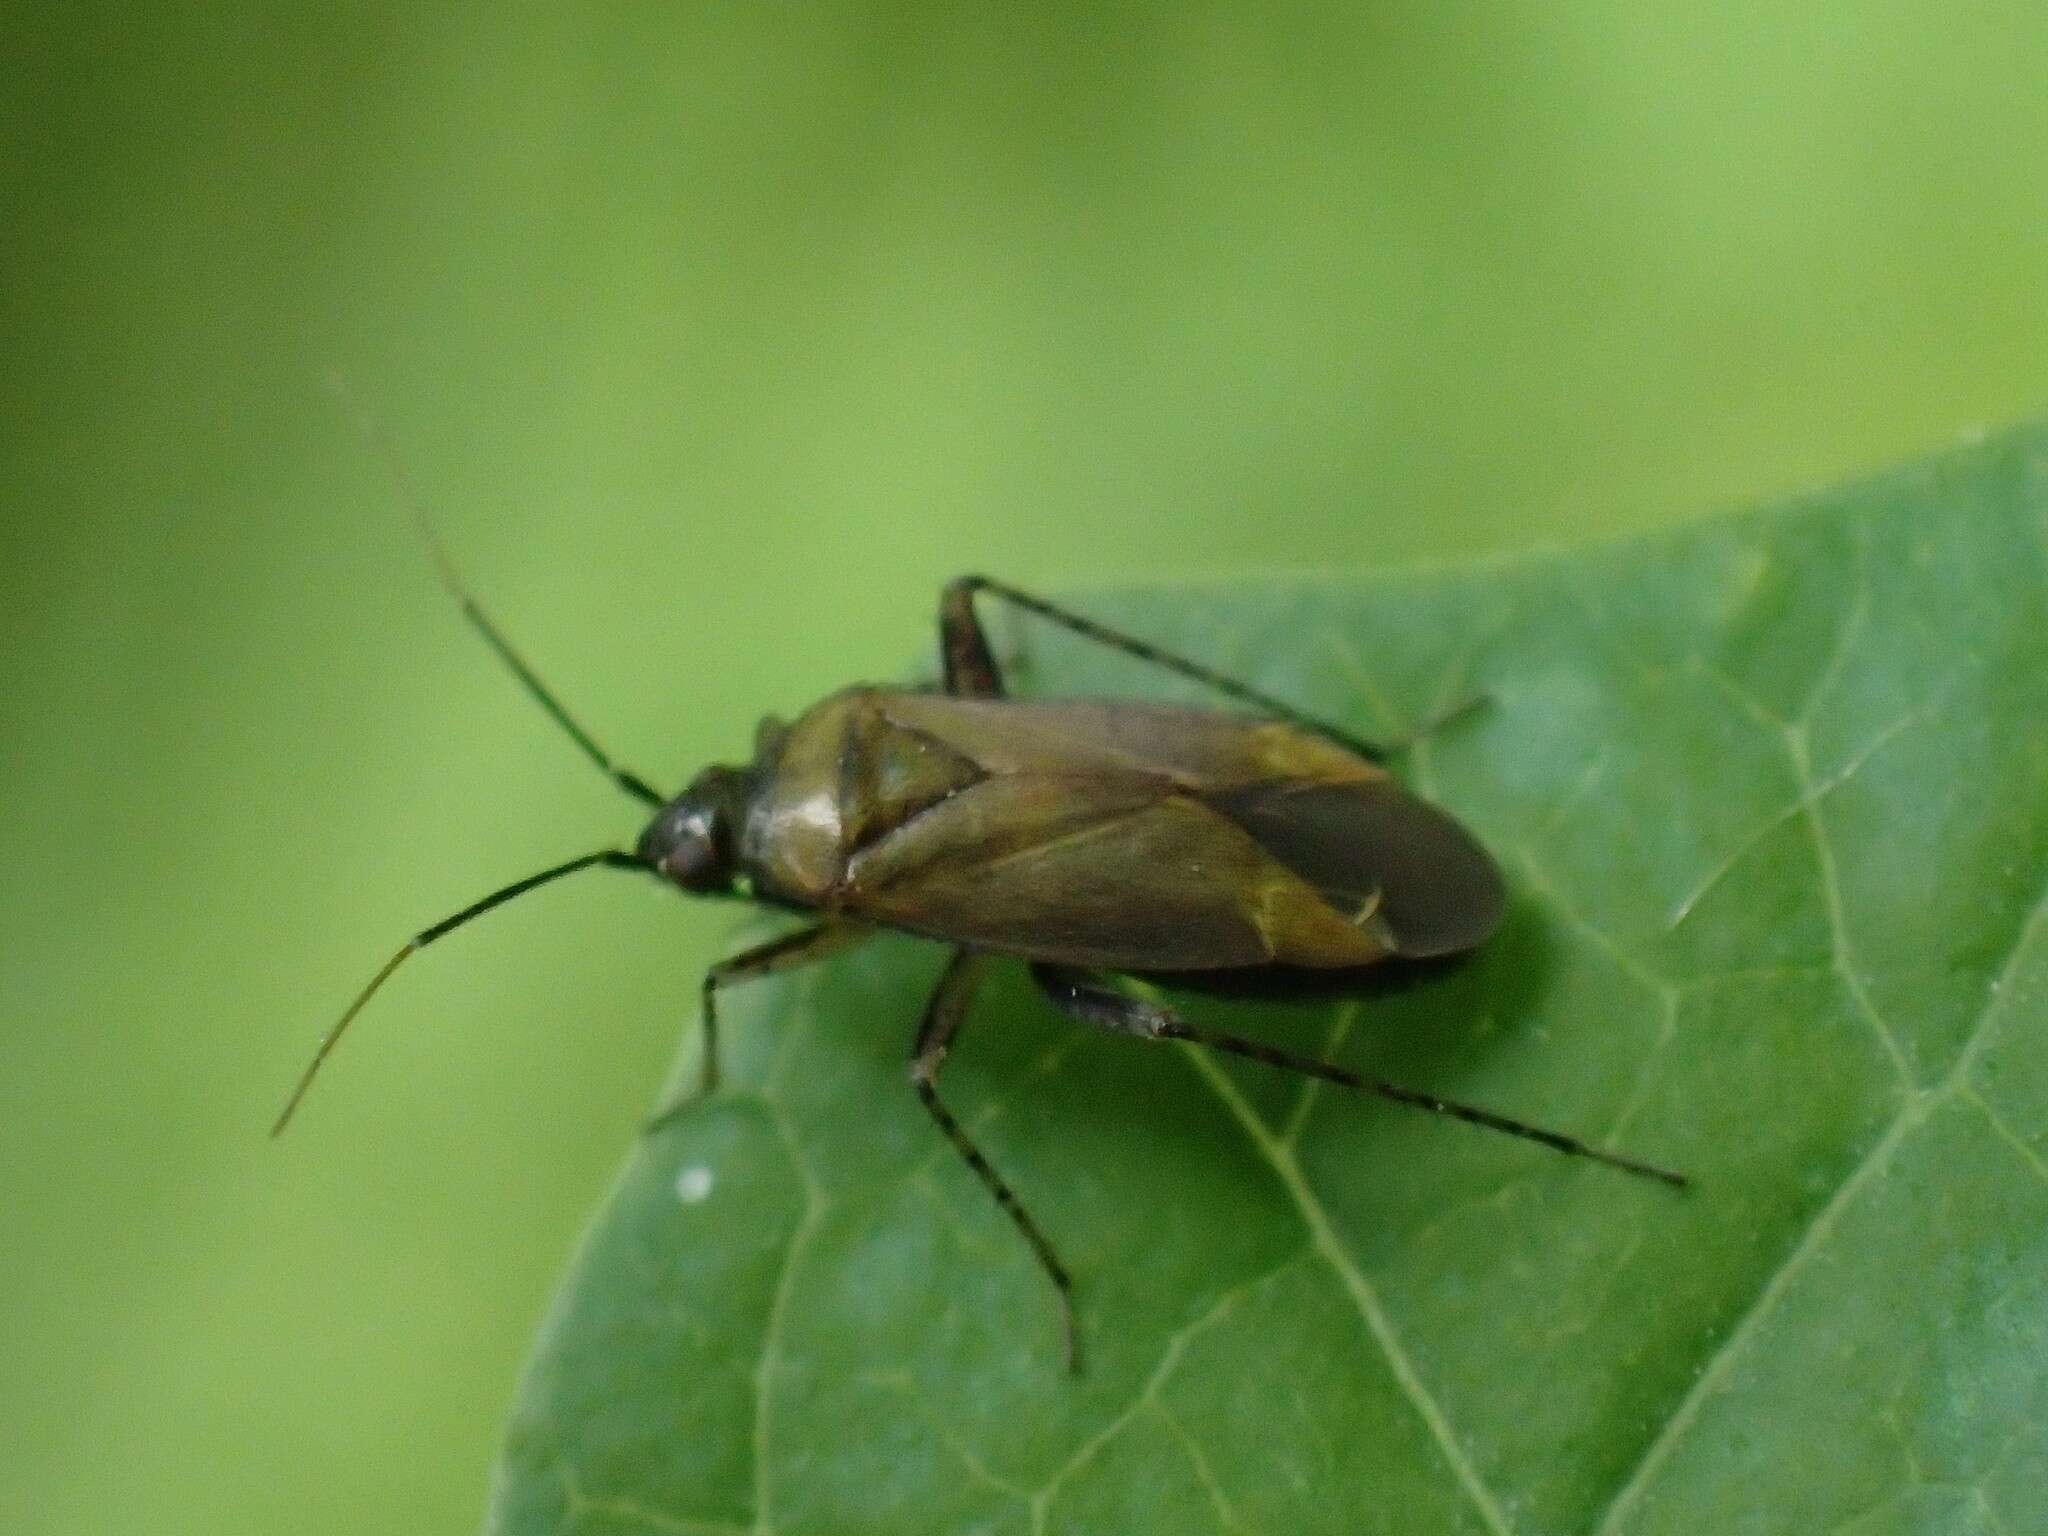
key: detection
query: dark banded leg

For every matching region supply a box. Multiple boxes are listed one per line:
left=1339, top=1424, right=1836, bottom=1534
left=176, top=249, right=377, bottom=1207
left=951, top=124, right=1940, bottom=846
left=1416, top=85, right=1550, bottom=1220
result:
left=910, top=948, right=1080, bottom=1371
left=1030, top=966, right=1686, bottom=1188
left=647, top=923, right=868, bottom=1130
left=940, top=574, right=1398, bottom=761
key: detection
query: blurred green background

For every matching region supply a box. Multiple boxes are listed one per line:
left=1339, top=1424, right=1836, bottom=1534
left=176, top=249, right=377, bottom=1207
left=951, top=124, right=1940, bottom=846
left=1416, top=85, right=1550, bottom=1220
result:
left=4, top=5, right=2044, bottom=1532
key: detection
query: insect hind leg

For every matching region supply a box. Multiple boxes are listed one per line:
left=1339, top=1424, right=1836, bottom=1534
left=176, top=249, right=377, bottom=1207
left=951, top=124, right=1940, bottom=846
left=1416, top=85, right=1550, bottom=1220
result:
left=941, top=574, right=1403, bottom=760
left=938, top=577, right=1008, bottom=697
left=1029, top=965, right=1686, bottom=1188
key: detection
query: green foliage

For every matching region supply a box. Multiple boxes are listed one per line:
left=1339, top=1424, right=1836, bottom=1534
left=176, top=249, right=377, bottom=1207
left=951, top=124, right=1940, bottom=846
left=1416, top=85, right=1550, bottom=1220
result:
left=488, top=427, right=2048, bottom=1535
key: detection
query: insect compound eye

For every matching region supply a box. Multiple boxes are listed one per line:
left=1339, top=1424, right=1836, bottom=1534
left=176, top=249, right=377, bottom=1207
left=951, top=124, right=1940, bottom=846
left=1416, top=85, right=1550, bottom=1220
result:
left=664, top=826, right=718, bottom=887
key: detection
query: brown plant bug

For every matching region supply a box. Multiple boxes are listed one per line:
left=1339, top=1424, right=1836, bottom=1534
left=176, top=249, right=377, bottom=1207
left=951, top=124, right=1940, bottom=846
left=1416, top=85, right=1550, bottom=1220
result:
left=275, top=545, right=1685, bottom=1370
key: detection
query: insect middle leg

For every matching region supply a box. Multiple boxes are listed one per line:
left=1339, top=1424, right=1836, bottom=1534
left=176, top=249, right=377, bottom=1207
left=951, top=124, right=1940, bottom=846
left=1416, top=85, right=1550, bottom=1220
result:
left=940, top=574, right=1403, bottom=760
left=1029, top=964, right=1685, bottom=1186
left=648, top=923, right=868, bottom=1129
left=910, top=947, right=1080, bottom=1371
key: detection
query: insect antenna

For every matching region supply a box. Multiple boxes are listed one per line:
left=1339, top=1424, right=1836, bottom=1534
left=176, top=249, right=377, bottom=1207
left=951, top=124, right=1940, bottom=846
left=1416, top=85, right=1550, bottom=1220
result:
left=325, top=370, right=664, bottom=810
left=271, top=848, right=642, bottom=1135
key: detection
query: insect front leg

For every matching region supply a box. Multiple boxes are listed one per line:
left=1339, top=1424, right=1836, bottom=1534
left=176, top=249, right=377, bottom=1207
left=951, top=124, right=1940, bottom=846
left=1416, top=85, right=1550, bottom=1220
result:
left=647, top=923, right=868, bottom=1131
left=909, top=948, right=1080, bottom=1371
left=1029, top=965, right=1686, bottom=1187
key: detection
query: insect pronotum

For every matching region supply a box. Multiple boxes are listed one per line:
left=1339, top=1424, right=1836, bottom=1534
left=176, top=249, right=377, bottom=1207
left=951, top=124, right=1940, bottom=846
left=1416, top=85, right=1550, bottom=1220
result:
left=276, top=533, right=1685, bottom=1370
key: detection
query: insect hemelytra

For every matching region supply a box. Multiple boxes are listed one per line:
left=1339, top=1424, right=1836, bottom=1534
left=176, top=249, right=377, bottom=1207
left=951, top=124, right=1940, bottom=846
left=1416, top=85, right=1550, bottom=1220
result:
left=276, top=561, right=1685, bottom=1370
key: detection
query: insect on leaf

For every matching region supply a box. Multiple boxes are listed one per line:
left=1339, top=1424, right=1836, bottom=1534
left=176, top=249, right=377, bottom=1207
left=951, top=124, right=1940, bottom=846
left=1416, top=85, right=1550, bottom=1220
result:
left=489, top=422, right=2048, bottom=1536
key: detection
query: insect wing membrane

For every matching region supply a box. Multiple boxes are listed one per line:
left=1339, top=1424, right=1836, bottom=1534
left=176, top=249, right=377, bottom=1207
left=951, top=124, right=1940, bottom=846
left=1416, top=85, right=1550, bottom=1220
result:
left=1206, top=777, right=1506, bottom=958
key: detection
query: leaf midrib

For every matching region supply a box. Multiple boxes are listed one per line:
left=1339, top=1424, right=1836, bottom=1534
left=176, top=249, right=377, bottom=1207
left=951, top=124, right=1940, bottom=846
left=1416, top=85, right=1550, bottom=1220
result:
left=1592, top=875, right=2048, bottom=1535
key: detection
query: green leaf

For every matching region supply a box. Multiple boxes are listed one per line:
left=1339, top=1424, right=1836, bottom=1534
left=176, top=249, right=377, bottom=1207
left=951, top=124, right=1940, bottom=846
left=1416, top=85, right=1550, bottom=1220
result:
left=487, top=425, right=2048, bottom=1536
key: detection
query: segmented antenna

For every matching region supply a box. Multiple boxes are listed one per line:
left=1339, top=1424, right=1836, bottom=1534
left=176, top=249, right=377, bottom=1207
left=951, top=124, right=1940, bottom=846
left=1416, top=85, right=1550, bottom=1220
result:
left=272, top=848, right=640, bottom=1135
left=324, top=371, right=664, bottom=809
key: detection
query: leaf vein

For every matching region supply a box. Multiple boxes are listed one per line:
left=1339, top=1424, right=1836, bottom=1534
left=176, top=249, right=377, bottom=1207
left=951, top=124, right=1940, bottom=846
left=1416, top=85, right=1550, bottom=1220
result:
left=1594, top=863, right=2048, bottom=1534
left=1158, top=1401, right=1260, bottom=1536
left=750, top=1097, right=824, bottom=1536
left=1178, top=1045, right=1517, bottom=1536
left=1785, top=720, right=1915, bottom=1087
left=1797, top=519, right=1870, bottom=728
left=1029, top=1250, right=1299, bottom=1532
left=1664, top=682, right=1954, bottom=934
left=559, top=1466, right=755, bottom=1536
left=1591, top=1101, right=1919, bottom=1536
left=1958, top=1087, right=2048, bottom=1188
